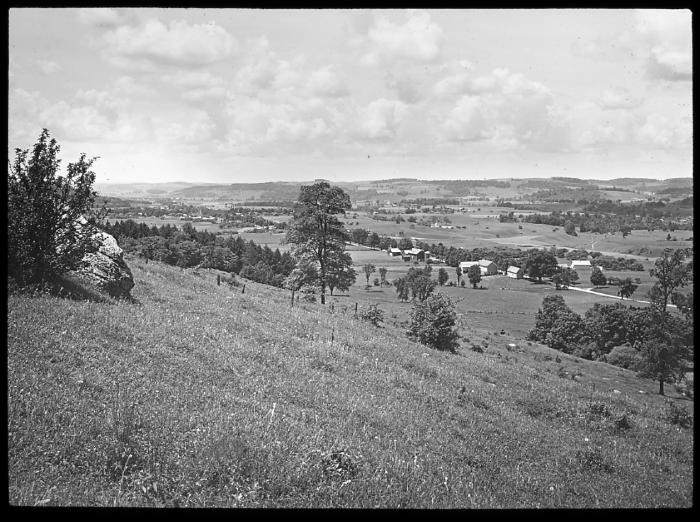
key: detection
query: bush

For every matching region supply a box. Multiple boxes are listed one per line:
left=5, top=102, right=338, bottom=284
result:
left=359, top=305, right=384, bottom=327
left=605, top=344, right=643, bottom=370
left=406, top=293, right=460, bottom=353
left=667, top=402, right=693, bottom=428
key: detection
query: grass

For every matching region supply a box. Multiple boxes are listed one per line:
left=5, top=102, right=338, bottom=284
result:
left=7, top=256, right=694, bottom=507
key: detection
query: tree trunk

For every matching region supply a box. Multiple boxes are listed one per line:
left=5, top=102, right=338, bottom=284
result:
left=321, top=292, right=325, bottom=305
left=659, top=379, right=665, bottom=396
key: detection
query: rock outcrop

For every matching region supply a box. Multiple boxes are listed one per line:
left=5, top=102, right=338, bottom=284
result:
left=73, top=230, right=134, bottom=298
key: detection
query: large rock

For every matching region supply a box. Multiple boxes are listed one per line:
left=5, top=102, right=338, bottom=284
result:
left=74, top=231, right=134, bottom=298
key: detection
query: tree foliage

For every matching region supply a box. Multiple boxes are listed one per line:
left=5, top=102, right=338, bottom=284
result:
left=527, top=294, right=587, bottom=353
left=525, top=251, right=558, bottom=282
left=407, top=293, right=460, bottom=353
left=437, top=267, right=449, bottom=286
left=590, top=266, right=607, bottom=287
left=8, top=129, right=105, bottom=288
left=286, top=182, right=351, bottom=304
left=363, top=263, right=376, bottom=286
left=465, top=264, right=481, bottom=288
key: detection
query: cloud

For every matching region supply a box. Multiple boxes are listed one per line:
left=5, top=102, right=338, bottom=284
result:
left=234, top=37, right=303, bottom=94
left=102, top=18, right=237, bottom=69
left=357, top=98, right=408, bottom=141
left=636, top=113, right=692, bottom=149
left=598, top=88, right=642, bottom=110
left=307, top=65, right=349, bottom=98
left=156, top=109, right=216, bottom=147
left=443, top=96, right=489, bottom=142
left=635, top=9, right=691, bottom=81
left=363, top=10, right=443, bottom=65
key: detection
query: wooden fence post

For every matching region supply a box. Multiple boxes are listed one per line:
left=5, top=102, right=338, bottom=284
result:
left=217, top=275, right=221, bottom=286
left=242, top=284, right=246, bottom=294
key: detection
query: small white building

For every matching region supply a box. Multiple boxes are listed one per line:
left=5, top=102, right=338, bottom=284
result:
left=507, top=266, right=524, bottom=279
left=459, top=261, right=480, bottom=272
left=570, top=260, right=593, bottom=271
left=388, top=247, right=402, bottom=256
left=478, top=259, right=498, bottom=276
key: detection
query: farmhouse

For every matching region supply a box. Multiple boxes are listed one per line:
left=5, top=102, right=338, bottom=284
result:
left=507, top=266, right=524, bottom=279
left=478, top=259, right=498, bottom=276
left=388, top=247, right=402, bottom=256
left=403, top=248, right=425, bottom=262
left=459, top=261, right=479, bottom=272
left=570, top=260, right=593, bottom=270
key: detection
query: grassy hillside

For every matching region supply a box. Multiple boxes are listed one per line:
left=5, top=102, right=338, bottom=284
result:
left=7, top=258, right=693, bottom=507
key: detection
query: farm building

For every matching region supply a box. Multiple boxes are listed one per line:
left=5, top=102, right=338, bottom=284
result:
left=507, top=266, right=524, bottom=279
left=403, top=248, right=425, bottom=262
left=557, top=263, right=570, bottom=271
left=570, top=260, right=593, bottom=270
left=459, top=261, right=480, bottom=272
left=478, top=259, right=498, bottom=276
left=388, top=247, right=402, bottom=256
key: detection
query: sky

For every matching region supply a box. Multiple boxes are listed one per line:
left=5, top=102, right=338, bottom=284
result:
left=8, top=8, right=693, bottom=184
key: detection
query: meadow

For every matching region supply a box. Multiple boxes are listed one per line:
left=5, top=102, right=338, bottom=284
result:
left=7, top=257, right=693, bottom=507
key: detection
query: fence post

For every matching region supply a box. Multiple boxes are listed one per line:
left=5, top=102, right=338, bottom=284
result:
left=217, top=275, right=221, bottom=286
left=242, top=284, right=246, bottom=294
left=354, top=302, right=358, bottom=318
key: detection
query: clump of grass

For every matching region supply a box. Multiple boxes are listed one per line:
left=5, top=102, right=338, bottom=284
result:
left=666, top=402, right=692, bottom=428
left=575, top=448, right=615, bottom=473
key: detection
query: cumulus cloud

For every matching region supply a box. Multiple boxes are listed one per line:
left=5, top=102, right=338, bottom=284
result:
left=357, top=98, right=408, bottom=140
left=362, top=10, right=443, bottom=65
left=102, top=18, right=237, bottom=69
left=156, top=109, right=216, bottom=146
left=443, top=96, right=489, bottom=142
left=307, top=65, right=349, bottom=98
left=636, top=113, right=692, bottom=149
left=234, top=37, right=303, bottom=94
left=635, top=9, right=692, bottom=81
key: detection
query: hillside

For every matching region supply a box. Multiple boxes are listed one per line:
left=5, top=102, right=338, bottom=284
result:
left=7, top=258, right=694, bottom=508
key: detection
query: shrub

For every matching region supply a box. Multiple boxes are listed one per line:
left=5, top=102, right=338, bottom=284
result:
left=359, top=305, right=384, bottom=327
left=406, top=293, right=460, bottom=353
left=605, top=344, right=643, bottom=370
left=667, top=402, right=692, bottom=428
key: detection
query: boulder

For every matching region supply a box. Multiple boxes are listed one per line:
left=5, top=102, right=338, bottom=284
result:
left=73, top=230, right=134, bottom=298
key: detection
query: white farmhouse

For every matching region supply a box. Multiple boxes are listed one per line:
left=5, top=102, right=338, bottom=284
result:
left=507, top=266, right=524, bottom=279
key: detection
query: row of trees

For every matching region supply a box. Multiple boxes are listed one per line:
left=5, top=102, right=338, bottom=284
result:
left=528, top=248, right=693, bottom=395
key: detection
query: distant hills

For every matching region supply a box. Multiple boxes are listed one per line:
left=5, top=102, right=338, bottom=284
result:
left=95, top=177, right=693, bottom=203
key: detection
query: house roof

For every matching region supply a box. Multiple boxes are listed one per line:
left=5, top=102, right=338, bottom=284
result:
left=389, top=248, right=402, bottom=253
left=571, top=260, right=592, bottom=267
left=507, top=266, right=522, bottom=273
left=479, top=259, right=496, bottom=267
left=459, top=261, right=479, bottom=267
left=406, top=248, right=424, bottom=255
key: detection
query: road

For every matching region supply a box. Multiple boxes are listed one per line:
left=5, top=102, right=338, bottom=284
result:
left=566, top=285, right=677, bottom=308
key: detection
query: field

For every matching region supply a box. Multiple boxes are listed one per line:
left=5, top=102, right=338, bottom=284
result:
left=7, top=258, right=694, bottom=507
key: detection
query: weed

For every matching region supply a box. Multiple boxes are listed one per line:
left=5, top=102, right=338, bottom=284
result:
left=666, top=402, right=693, bottom=428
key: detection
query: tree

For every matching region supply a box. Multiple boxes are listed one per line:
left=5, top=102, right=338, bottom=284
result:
left=527, top=294, right=587, bottom=353
left=326, top=252, right=356, bottom=295
left=525, top=251, right=558, bottom=282
left=564, top=220, right=577, bottom=236
left=407, top=293, right=460, bottom=353
left=455, top=265, right=462, bottom=286
left=618, top=277, right=636, bottom=299
left=363, top=263, right=376, bottom=287
left=283, top=258, right=319, bottom=306
left=590, top=266, right=607, bottom=287
left=437, top=267, right=449, bottom=286
left=397, top=237, right=413, bottom=250
left=378, top=267, right=388, bottom=287
left=553, top=267, right=577, bottom=290
left=467, top=264, right=481, bottom=288
left=286, top=182, right=351, bottom=305
left=8, top=129, right=105, bottom=288
left=394, top=276, right=411, bottom=302
left=639, top=248, right=694, bottom=394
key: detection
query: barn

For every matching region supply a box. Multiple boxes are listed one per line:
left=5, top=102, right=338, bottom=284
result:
left=507, top=266, right=524, bottom=279
left=478, top=259, right=498, bottom=276
left=388, top=247, right=402, bottom=256
left=570, top=260, right=593, bottom=271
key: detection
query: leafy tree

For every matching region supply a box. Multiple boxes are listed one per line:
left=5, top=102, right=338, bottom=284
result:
left=284, top=257, right=319, bottom=306
left=590, top=266, right=607, bottom=287
left=407, top=293, right=460, bottom=353
left=359, top=305, right=384, bottom=327
left=351, top=228, right=369, bottom=245
left=394, top=276, right=411, bottom=302
left=618, top=277, right=637, bottom=299
left=647, top=248, right=692, bottom=313
left=455, top=265, right=462, bottom=286
left=8, top=129, right=105, bottom=288
left=528, top=294, right=587, bottom=353
left=378, top=267, right=388, bottom=287
left=639, top=248, right=694, bottom=395
left=525, top=251, right=558, bottom=282
left=437, top=267, right=449, bottom=286
left=564, top=220, right=577, bottom=236
left=286, top=182, right=351, bottom=304
left=363, top=263, right=376, bottom=286
left=397, top=237, right=413, bottom=250
left=467, top=264, right=481, bottom=288
left=326, top=252, right=356, bottom=295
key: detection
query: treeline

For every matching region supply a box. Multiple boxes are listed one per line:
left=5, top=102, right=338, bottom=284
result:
left=100, top=219, right=295, bottom=287
left=400, top=198, right=460, bottom=206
